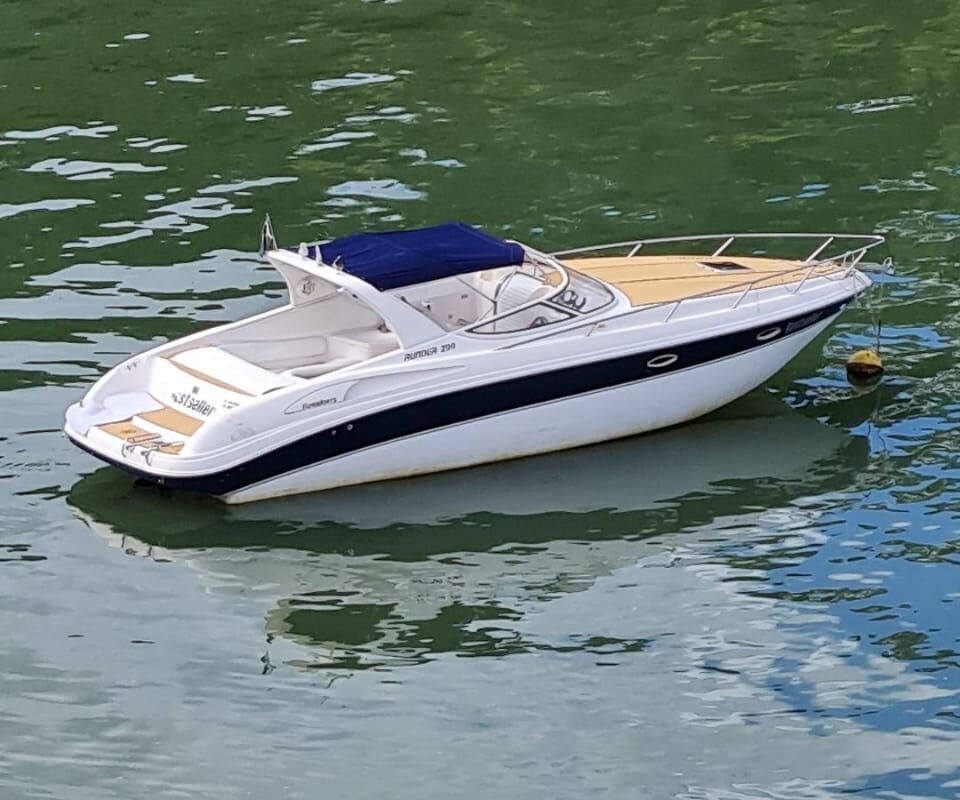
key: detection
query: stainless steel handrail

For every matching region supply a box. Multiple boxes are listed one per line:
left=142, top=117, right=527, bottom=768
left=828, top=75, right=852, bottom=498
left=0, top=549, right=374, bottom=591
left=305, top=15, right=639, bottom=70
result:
left=549, top=231, right=884, bottom=320
left=495, top=233, right=887, bottom=349
left=653, top=252, right=871, bottom=322
left=505, top=258, right=873, bottom=348
left=552, top=231, right=885, bottom=266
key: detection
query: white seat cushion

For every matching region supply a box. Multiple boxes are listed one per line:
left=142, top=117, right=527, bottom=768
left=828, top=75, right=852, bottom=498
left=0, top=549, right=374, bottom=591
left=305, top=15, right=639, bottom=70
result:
left=170, top=346, right=294, bottom=395
left=327, top=331, right=396, bottom=360
left=342, top=328, right=398, bottom=355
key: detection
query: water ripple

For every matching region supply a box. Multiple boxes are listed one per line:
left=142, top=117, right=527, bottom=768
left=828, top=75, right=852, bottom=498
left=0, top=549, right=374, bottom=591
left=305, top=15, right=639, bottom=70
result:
left=295, top=130, right=375, bottom=156
left=0, top=198, right=95, bottom=222
left=244, top=105, right=293, bottom=122
left=311, top=72, right=399, bottom=93
left=167, top=73, right=206, bottom=84
left=198, top=176, right=297, bottom=195
left=25, top=158, right=165, bottom=181
left=327, top=178, right=423, bottom=201
left=126, top=136, right=187, bottom=154
left=837, top=95, right=916, bottom=114
left=5, top=124, right=117, bottom=141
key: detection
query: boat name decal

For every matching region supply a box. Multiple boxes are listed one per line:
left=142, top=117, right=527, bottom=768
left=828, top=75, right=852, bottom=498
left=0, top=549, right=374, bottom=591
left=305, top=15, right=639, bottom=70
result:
left=171, top=392, right=216, bottom=416
left=784, top=311, right=821, bottom=334
left=404, top=346, right=438, bottom=362
left=404, top=342, right=455, bottom=362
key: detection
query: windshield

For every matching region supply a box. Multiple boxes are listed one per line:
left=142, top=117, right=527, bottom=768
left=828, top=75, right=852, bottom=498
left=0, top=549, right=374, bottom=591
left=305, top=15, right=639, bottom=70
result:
left=389, top=259, right=613, bottom=336
left=547, top=269, right=615, bottom=315
left=389, top=261, right=563, bottom=331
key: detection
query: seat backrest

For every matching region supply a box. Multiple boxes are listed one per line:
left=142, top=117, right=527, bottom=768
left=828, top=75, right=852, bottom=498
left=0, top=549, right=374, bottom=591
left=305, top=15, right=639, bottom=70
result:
left=495, top=272, right=544, bottom=314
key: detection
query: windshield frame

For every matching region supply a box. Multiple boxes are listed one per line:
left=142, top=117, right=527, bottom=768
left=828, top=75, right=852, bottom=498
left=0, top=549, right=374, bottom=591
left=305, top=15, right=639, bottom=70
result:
left=461, top=257, right=615, bottom=337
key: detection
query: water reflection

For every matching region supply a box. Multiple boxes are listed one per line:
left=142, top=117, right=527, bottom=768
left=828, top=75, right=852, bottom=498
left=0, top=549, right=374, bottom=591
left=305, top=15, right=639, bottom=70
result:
left=69, top=393, right=867, bottom=670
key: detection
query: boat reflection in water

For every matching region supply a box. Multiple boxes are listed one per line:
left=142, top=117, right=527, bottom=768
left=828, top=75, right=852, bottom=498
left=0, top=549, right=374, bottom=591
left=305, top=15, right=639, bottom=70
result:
left=68, top=392, right=868, bottom=670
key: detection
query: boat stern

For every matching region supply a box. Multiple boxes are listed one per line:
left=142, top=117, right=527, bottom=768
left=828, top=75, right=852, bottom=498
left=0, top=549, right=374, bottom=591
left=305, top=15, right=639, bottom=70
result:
left=63, top=346, right=284, bottom=492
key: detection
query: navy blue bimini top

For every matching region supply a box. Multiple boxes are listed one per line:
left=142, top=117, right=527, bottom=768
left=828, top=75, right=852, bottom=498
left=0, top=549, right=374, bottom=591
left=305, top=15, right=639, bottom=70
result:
left=293, top=222, right=525, bottom=290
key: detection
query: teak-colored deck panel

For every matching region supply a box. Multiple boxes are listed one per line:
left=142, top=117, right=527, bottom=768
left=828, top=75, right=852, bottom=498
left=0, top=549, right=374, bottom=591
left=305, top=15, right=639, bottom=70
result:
left=97, top=420, right=184, bottom=455
left=566, top=255, right=842, bottom=307
left=139, top=405, right=204, bottom=436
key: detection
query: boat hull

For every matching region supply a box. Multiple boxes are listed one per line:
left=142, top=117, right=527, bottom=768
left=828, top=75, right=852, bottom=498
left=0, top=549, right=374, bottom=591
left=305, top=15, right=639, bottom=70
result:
left=213, top=314, right=832, bottom=502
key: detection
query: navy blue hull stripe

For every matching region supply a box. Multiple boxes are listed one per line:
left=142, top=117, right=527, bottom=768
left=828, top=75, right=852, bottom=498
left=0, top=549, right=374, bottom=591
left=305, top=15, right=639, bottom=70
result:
left=69, top=300, right=845, bottom=495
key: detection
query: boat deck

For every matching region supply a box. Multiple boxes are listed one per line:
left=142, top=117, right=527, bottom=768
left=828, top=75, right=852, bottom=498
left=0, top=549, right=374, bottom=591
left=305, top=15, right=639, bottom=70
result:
left=95, top=398, right=204, bottom=456
left=564, top=255, right=842, bottom=307
left=98, top=419, right=186, bottom=454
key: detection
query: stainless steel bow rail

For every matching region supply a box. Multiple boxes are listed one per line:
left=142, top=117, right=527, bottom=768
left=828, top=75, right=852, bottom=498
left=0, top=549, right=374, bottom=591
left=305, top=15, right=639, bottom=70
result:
left=552, top=231, right=886, bottom=265
left=551, top=232, right=890, bottom=322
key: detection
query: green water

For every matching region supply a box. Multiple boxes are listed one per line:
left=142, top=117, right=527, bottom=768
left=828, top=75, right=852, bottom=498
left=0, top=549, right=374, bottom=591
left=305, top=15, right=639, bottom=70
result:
left=2, top=1, right=959, bottom=797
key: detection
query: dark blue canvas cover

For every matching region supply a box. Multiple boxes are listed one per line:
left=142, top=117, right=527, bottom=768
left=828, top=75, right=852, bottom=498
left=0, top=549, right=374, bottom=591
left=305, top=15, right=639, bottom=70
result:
left=295, top=222, right=525, bottom=290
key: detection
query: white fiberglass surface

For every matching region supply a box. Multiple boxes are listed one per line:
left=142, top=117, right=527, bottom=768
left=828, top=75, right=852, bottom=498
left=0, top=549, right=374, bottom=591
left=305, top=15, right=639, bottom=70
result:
left=197, top=292, right=397, bottom=373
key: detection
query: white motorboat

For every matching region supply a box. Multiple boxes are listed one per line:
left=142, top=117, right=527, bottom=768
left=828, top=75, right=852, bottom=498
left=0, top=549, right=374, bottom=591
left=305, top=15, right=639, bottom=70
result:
left=63, top=220, right=885, bottom=503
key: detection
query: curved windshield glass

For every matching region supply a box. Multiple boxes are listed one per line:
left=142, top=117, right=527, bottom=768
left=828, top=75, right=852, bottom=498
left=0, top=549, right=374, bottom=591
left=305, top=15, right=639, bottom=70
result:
left=462, top=263, right=614, bottom=336
left=391, top=261, right=565, bottom=331
left=547, top=269, right=615, bottom=314
left=388, top=256, right=614, bottom=336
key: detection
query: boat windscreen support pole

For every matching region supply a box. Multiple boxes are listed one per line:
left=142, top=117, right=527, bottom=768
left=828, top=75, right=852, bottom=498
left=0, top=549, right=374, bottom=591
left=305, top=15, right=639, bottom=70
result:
left=455, top=275, right=497, bottom=306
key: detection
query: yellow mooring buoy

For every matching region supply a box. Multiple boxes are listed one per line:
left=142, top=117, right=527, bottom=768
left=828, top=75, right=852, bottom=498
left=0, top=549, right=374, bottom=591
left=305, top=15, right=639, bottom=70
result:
left=846, top=347, right=884, bottom=389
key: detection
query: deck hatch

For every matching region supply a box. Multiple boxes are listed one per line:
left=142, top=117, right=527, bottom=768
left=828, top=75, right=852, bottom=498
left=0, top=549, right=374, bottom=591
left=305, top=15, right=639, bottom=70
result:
left=698, top=260, right=752, bottom=273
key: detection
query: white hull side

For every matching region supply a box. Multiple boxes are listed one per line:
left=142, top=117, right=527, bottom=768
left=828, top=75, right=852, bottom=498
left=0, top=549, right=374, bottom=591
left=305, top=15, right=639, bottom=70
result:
left=222, top=317, right=833, bottom=503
